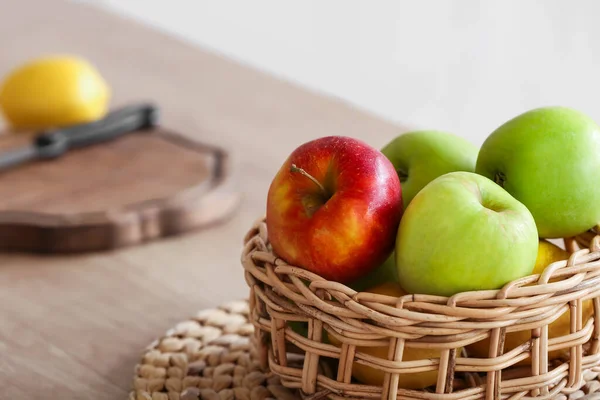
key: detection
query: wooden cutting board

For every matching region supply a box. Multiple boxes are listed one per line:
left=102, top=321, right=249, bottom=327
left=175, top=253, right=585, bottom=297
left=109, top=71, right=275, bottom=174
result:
left=0, top=127, right=240, bottom=253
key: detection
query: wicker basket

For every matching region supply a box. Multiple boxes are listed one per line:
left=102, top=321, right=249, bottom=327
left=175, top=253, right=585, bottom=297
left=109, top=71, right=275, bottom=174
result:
left=242, top=218, right=600, bottom=399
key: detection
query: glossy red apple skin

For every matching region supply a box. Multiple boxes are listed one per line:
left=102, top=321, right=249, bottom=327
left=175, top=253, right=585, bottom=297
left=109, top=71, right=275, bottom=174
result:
left=266, top=136, right=403, bottom=283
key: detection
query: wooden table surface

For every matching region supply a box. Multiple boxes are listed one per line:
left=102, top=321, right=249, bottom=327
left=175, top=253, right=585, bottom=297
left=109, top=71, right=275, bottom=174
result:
left=0, top=1, right=404, bottom=399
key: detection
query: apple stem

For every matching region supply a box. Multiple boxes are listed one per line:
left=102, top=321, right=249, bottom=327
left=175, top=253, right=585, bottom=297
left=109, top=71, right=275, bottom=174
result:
left=396, top=168, right=409, bottom=183
left=495, top=172, right=506, bottom=188
left=290, top=164, right=327, bottom=196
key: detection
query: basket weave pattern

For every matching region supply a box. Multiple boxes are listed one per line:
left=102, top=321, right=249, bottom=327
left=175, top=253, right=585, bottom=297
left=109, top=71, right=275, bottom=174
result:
left=242, top=218, right=600, bottom=399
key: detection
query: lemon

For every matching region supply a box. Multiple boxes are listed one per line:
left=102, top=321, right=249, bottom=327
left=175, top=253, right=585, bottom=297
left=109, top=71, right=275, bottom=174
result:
left=0, top=56, right=110, bottom=129
left=467, top=240, right=593, bottom=364
left=328, top=282, right=446, bottom=390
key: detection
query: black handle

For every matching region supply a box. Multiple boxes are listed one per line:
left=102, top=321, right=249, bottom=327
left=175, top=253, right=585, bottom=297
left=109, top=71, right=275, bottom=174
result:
left=35, top=103, right=160, bottom=159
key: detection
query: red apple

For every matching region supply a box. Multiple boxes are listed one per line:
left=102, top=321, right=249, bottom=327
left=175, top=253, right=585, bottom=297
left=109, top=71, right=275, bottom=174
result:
left=266, top=136, right=403, bottom=283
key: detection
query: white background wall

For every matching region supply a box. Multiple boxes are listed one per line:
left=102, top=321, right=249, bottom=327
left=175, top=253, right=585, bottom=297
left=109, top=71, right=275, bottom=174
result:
left=93, top=0, right=600, bottom=145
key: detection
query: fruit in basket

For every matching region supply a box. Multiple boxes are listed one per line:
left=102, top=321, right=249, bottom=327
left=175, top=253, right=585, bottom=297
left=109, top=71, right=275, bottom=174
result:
left=288, top=321, right=309, bottom=338
left=396, top=171, right=538, bottom=297
left=349, top=252, right=398, bottom=292
left=327, top=282, right=443, bottom=389
left=381, top=130, right=478, bottom=208
left=0, top=55, right=110, bottom=129
left=476, top=106, right=600, bottom=238
left=535, top=240, right=571, bottom=271
left=467, top=240, right=594, bottom=363
left=266, top=136, right=403, bottom=283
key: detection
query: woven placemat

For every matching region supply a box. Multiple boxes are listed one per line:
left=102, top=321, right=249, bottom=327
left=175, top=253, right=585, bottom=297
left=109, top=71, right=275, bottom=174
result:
left=130, top=300, right=600, bottom=400
left=129, top=300, right=298, bottom=400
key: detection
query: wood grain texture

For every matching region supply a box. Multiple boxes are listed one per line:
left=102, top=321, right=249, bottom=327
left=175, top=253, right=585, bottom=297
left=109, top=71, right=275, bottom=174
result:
left=0, top=128, right=238, bottom=252
left=0, top=0, right=405, bottom=399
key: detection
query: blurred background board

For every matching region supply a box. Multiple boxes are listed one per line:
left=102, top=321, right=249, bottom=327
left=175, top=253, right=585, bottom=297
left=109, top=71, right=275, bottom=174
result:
left=0, top=128, right=238, bottom=252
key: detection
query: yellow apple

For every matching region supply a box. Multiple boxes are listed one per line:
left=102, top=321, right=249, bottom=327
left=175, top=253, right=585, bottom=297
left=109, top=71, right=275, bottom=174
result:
left=467, top=240, right=594, bottom=364
left=328, top=282, right=448, bottom=390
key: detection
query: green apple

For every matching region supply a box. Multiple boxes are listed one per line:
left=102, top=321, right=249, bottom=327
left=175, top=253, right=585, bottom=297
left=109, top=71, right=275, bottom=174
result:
left=396, top=172, right=538, bottom=297
left=476, top=106, right=600, bottom=238
left=381, top=130, right=478, bottom=208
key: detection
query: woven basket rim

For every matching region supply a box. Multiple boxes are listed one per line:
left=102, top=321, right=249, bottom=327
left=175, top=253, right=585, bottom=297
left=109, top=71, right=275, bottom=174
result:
left=243, top=218, right=600, bottom=333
